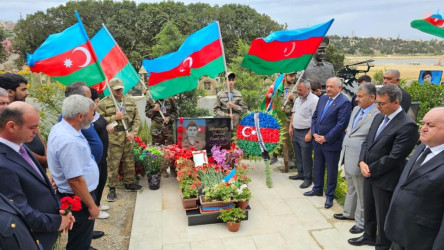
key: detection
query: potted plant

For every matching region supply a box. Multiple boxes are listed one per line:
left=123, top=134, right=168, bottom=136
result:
left=200, top=182, right=235, bottom=213
left=133, top=140, right=166, bottom=190
left=233, top=184, right=252, bottom=210
left=217, top=207, right=246, bottom=232
left=181, top=184, right=199, bottom=210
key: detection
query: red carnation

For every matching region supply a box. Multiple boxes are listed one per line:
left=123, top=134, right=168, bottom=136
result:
left=178, top=135, right=183, bottom=140
left=179, top=117, right=184, bottom=123
left=177, top=126, right=183, bottom=133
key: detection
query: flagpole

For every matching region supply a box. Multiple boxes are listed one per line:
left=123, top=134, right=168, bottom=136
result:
left=282, top=70, right=304, bottom=107
left=216, top=21, right=233, bottom=130
left=101, top=23, right=148, bottom=93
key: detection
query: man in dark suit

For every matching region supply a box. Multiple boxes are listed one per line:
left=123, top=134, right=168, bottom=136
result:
left=0, top=193, right=40, bottom=250
left=383, top=69, right=411, bottom=113
left=348, top=84, right=419, bottom=249
left=0, top=102, right=73, bottom=250
left=304, top=77, right=351, bottom=209
left=385, top=107, right=444, bottom=250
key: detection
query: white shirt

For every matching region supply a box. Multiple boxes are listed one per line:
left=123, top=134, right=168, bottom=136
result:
left=292, top=92, right=319, bottom=129
left=423, top=144, right=444, bottom=165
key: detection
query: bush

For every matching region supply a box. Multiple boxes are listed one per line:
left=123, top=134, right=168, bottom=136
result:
left=404, top=81, right=444, bottom=123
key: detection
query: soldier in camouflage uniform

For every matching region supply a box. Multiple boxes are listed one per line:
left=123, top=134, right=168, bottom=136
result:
left=270, top=72, right=297, bottom=172
left=303, top=37, right=335, bottom=89
left=145, top=96, right=178, bottom=177
left=214, top=72, right=245, bottom=129
left=98, top=78, right=142, bottom=202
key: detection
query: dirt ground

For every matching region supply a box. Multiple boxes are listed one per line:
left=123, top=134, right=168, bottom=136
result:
left=58, top=185, right=137, bottom=250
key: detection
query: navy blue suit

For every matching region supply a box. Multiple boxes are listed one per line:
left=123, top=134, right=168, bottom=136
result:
left=0, top=142, right=61, bottom=250
left=311, top=93, right=351, bottom=198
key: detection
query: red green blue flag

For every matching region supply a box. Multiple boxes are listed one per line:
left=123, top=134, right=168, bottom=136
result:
left=91, top=24, right=140, bottom=96
left=27, top=12, right=105, bottom=86
left=142, top=22, right=225, bottom=100
left=260, top=74, right=284, bottom=112
left=242, top=19, right=334, bottom=75
left=411, top=12, right=444, bottom=39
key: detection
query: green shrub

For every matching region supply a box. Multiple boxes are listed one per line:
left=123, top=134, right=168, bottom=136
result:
left=404, top=81, right=444, bottom=123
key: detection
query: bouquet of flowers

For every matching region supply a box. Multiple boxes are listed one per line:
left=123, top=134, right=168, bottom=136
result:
left=211, top=143, right=243, bottom=169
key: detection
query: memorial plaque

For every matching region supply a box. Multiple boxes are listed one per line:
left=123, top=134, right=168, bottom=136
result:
left=177, top=117, right=232, bottom=153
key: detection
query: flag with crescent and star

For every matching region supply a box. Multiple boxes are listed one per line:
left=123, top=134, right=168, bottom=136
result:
left=411, top=11, right=444, bottom=39
left=241, top=19, right=334, bottom=75
left=260, top=73, right=284, bottom=113
left=27, top=12, right=105, bottom=86
left=90, top=24, right=140, bottom=96
left=142, top=22, right=225, bottom=100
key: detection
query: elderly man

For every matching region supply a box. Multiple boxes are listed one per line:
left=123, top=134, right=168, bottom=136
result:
left=303, top=37, right=335, bottom=89
left=334, top=83, right=378, bottom=235
left=47, top=95, right=101, bottom=250
left=304, top=77, right=351, bottom=209
left=0, top=87, right=10, bottom=110
left=348, top=84, right=418, bottom=248
left=0, top=73, right=29, bottom=102
left=288, top=80, right=318, bottom=188
left=385, top=107, right=444, bottom=250
left=0, top=102, right=73, bottom=250
left=383, top=69, right=411, bottom=112
left=99, top=78, right=142, bottom=202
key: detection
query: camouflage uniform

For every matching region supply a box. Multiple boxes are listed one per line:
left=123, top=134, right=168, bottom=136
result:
left=278, top=83, right=297, bottom=172
left=182, top=136, right=206, bottom=150
left=145, top=97, right=178, bottom=146
left=303, top=58, right=335, bottom=87
left=98, top=95, right=140, bottom=188
left=214, top=89, right=245, bottom=129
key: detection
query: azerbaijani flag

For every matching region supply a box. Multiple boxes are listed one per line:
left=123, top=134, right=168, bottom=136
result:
left=27, top=13, right=105, bottom=86
left=242, top=19, right=334, bottom=75
left=142, top=22, right=225, bottom=100
left=411, top=12, right=444, bottom=39
left=260, top=73, right=284, bottom=112
left=91, top=24, right=140, bottom=96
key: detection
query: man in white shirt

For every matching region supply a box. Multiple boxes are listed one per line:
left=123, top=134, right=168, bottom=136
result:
left=288, top=80, right=318, bottom=188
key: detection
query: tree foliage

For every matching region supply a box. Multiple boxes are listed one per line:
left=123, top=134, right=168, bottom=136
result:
left=0, top=27, right=8, bottom=63
left=404, top=81, right=444, bottom=123
left=12, top=0, right=284, bottom=69
left=325, top=43, right=345, bottom=73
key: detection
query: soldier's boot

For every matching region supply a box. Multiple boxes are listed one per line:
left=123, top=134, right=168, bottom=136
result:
left=169, top=166, right=177, bottom=177
left=162, top=168, right=169, bottom=178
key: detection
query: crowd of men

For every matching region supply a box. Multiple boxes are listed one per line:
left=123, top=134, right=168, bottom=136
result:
left=1, top=40, right=444, bottom=249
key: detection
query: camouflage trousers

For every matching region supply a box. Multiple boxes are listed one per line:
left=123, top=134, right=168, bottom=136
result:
left=151, top=123, right=174, bottom=146
left=282, top=129, right=293, bottom=173
left=107, top=131, right=136, bottom=188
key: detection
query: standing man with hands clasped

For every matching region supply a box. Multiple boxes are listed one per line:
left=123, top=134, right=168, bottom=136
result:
left=304, top=77, right=351, bottom=209
left=385, top=107, right=444, bottom=250
left=288, top=79, right=318, bottom=188
left=47, top=95, right=100, bottom=250
left=348, top=84, right=418, bottom=249
left=334, top=83, right=378, bottom=235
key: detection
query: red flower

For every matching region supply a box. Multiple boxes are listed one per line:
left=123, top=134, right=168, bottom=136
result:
left=177, top=126, right=183, bottom=133
left=179, top=117, right=184, bottom=123
left=60, top=196, right=82, bottom=213
left=178, top=135, right=183, bottom=140
left=118, top=176, right=124, bottom=181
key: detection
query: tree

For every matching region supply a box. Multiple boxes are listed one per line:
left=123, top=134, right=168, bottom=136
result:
left=0, top=27, right=7, bottom=63
left=151, top=21, right=185, bottom=57
left=325, top=44, right=345, bottom=73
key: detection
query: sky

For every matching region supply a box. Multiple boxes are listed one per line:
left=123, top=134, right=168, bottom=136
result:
left=0, top=0, right=443, bottom=40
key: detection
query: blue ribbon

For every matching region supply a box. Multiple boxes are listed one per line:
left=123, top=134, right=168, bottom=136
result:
left=201, top=204, right=233, bottom=211
left=222, top=168, right=236, bottom=183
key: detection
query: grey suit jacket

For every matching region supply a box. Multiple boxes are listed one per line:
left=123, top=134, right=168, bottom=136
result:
left=340, top=105, right=379, bottom=176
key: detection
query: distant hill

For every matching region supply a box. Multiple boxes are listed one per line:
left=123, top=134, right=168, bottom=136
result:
left=329, top=35, right=444, bottom=56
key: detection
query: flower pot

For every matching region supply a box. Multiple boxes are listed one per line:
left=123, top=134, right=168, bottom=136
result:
left=180, top=192, right=198, bottom=210
left=237, top=200, right=249, bottom=210
left=227, top=221, right=241, bottom=232
left=147, top=174, right=161, bottom=190
left=199, top=195, right=234, bottom=213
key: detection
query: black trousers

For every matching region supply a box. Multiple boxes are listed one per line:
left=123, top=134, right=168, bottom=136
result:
left=58, top=192, right=96, bottom=250
left=95, top=156, right=108, bottom=206
left=363, top=179, right=393, bottom=250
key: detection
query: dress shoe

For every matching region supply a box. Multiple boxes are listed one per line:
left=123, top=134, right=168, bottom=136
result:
left=348, top=235, right=376, bottom=246
left=303, top=190, right=322, bottom=196
left=299, top=180, right=312, bottom=189
left=270, top=156, right=278, bottom=165
left=92, top=230, right=105, bottom=239
left=333, top=213, right=353, bottom=220
left=325, top=197, right=333, bottom=208
left=289, top=175, right=304, bottom=180
left=349, top=225, right=364, bottom=234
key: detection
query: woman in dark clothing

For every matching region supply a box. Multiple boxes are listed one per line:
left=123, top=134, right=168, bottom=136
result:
left=90, top=88, right=110, bottom=218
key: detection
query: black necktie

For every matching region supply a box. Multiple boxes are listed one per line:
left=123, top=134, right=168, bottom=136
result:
left=409, top=147, right=432, bottom=176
